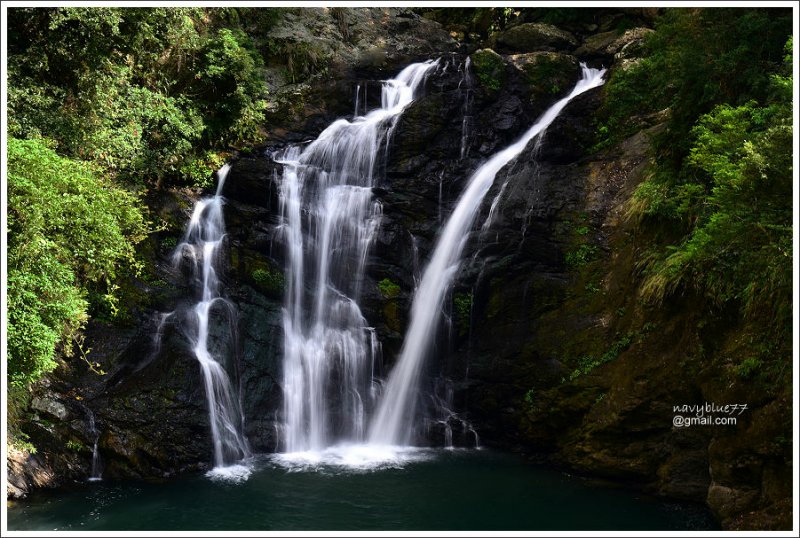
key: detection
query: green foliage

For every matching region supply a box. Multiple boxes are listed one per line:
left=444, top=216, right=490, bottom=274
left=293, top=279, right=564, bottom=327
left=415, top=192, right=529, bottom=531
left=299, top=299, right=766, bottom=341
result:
left=594, top=8, right=792, bottom=382
left=536, top=8, right=596, bottom=27
left=66, top=440, right=85, bottom=452
left=735, top=357, right=763, bottom=380
left=196, top=27, right=269, bottom=144
left=568, top=333, right=634, bottom=381
left=566, top=323, right=657, bottom=381
left=264, top=39, right=331, bottom=84
left=7, top=386, right=37, bottom=453
left=595, top=8, right=791, bottom=157
left=584, top=281, right=600, bottom=294
left=7, top=137, right=148, bottom=386
left=636, top=78, right=792, bottom=334
left=524, top=388, right=535, bottom=404
left=566, top=244, right=599, bottom=269
left=418, top=8, right=516, bottom=38
left=378, top=278, right=401, bottom=299
left=7, top=7, right=269, bottom=186
left=180, top=151, right=226, bottom=189
left=161, top=236, right=179, bottom=252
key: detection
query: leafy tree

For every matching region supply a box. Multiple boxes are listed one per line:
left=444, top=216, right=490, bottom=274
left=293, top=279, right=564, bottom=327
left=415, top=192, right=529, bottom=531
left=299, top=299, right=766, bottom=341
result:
left=597, top=8, right=792, bottom=164
left=7, top=138, right=148, bottom=386
left=7, top=7, right=269, bottom=186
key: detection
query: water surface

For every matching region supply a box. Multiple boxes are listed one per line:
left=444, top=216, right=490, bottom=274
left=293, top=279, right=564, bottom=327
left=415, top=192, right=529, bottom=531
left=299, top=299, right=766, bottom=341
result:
left=7, top=449, right=717, bottom=531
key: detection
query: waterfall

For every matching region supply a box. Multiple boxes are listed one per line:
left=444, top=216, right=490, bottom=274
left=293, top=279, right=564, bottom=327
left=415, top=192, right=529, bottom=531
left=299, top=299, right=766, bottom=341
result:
left=85, top=407, right=102, bottom=481
left=369, top=64, right=607, bottom=446
left=275, top=60, right=440, bottom=453
left=172, top=164, right=251, bottom=469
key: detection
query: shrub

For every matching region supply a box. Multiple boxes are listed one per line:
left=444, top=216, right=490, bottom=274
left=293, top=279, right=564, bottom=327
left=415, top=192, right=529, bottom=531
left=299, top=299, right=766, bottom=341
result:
left=378, top=278, right=401, bottom=299
left=7, top=137, right=148, bottom=386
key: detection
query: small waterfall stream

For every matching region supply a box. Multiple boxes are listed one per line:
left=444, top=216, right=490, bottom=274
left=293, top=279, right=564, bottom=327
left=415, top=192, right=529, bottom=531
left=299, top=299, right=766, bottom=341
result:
left=369, top=64, right=607, bottom=446
left=275, top=60, right=440, bottom=454
left=85, top=407, right=102, bottom=481
left=172, top=164, right=251, bottom=472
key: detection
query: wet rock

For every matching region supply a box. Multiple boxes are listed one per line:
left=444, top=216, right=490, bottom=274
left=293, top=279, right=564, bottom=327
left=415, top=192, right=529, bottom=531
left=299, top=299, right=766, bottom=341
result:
left=6, top=447, right=56, bottom=499
left=610, top=28, right=655, bottom=60
left=574, top=30, right=620, bottom=58
left=30, top=396, right=69, bottom=421
left=537, top=87, right=603, bottom=164
left=708, top=484, right=760, bottom=523
left=222, top=156, right=279, bottom=210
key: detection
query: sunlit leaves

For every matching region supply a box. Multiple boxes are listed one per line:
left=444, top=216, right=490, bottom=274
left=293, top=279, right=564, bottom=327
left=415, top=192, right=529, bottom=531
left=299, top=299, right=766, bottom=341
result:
left=7, top=138, right=148, bottom=385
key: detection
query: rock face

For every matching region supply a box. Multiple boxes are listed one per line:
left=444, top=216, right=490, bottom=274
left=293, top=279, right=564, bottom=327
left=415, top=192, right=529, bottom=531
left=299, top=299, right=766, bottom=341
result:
left=575, top=27, right=655, bottom=60
left=494, top=23, right=578, bottom=53
left=9, top=8, right=791, bottom=532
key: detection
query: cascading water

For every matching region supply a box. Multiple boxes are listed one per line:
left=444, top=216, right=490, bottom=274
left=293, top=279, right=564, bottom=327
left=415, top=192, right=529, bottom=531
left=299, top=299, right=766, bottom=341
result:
left=275, top=60, right=440, bottom=454
left=369, top=64, right=607, bottom=446
left=172, top=164, right=251, bottom=471
left=85, top=407, right=102, bottom=481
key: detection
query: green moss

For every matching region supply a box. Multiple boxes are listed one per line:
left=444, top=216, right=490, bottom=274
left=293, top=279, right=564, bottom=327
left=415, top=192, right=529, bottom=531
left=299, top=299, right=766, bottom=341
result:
left=454, top=292, right=473, bottom=337
left=567, top=332, right=633, bottom=381
left=378, top=279, right=403, bottom=332
left=378, top=278, right=401, bottom=299
left=520, top=54, right=575, bottom=96
left=161, top=236, right=178, bottom=252
left=471, top=49, right=506, bottom=94
left=735, top=357, right=763, bottom=379
left=383, top=301, right=401, bottom=333
left=251, top=267, right=285, bottom=298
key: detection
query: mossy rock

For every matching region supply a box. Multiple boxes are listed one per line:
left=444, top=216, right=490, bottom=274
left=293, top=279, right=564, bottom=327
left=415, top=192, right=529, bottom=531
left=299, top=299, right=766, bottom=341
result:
left=383, top=300, right=401, bottom=333
left=470, top=48, right=506, bottom=94
left=575, top=27, right=654, bottom=59
left=250, top=265, right=285, bottom=300
left=508, top=52, right=580, bottom=99
left=574, top=30, right=620, bottom=57
left=496, top=23, right=577, bottom=53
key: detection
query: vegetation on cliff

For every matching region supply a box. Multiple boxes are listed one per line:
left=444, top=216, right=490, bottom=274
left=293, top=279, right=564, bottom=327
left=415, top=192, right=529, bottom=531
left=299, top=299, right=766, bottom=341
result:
left=596, top=8, right=793, bottom=387
left=5, top=7, right=277, bottom=444
left=7, top=7, right=272, bottom=188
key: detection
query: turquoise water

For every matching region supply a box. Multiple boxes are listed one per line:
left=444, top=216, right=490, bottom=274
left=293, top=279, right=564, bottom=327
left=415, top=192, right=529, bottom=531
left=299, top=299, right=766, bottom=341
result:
left=7, top=449, right=717, bottom=531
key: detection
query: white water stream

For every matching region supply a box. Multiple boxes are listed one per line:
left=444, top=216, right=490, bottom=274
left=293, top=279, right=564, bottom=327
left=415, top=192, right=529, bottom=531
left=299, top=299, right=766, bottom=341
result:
left=368, top=64, right=607, bottom=446
left=275, top=61, right=440, bottom=454
left=173, top=164, right=251, bottom=472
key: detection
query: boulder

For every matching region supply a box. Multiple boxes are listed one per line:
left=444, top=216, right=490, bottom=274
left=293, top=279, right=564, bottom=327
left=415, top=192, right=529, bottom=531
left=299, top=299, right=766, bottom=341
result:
left=574, top=30, right=620, bottom=58
left=470, top=48, right=506, bottom=95
left=610, top=28, right=654, bottom=60
left=575, top=27, right=654, bottom=60
left=507, top=52, right=581, bottom=105
left=495, top=23, right=578, bottom=53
